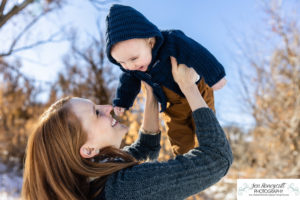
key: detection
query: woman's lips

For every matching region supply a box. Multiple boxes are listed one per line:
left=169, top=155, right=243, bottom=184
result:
left=111, top=118, right=118, bottom=127
left=112, top=121, right=118, bottom=127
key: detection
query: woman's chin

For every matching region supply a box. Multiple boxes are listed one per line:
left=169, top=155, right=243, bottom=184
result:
left=119, top=123, right=128, bottom=134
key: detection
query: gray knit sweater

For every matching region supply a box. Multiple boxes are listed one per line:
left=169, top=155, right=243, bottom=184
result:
left=100, top=108, right=233, bottom=200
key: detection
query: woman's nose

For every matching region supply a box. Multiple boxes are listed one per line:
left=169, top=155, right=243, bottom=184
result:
left=97, top=105, right=113, bottom=116
left=103, top=105, right=113, bottom=115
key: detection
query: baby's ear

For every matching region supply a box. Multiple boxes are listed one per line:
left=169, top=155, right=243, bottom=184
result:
left=148, top=37, right=155, bottom=48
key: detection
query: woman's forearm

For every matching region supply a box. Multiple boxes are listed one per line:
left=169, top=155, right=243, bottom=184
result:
left=180, top=84, right=208, bottom=111
left=141, top=92, right=160, bottom=133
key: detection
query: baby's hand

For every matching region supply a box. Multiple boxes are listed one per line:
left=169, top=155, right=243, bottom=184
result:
left=212, top=77, right=227, bottom=91
left=114, top=106, right=125, bottom=116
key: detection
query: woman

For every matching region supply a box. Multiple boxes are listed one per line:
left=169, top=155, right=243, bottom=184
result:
left=22, top=57, right=233, bottom=200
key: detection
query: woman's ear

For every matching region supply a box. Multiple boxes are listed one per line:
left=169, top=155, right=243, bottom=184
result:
left=80, top=145, right=99, bottom=158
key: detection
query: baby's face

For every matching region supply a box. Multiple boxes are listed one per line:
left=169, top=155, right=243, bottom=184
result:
left=111, top=38, right=154, bottom=72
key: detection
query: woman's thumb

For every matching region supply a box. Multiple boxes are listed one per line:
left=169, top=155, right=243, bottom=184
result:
left=170, top=56, right=177, bottom=73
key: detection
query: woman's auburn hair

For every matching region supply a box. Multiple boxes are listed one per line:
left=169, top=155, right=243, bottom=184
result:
left=22, top=96, right=139, bottom=200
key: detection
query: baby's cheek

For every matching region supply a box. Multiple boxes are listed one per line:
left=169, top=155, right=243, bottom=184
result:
left=143, top=57, right=151, bottom=66
left=121, top=66, right=128, bottom=70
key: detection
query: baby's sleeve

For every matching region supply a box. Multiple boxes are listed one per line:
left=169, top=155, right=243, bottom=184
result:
left=171, top=30, right=226, bottom=87
left=113, top=72, right=141, bottom=109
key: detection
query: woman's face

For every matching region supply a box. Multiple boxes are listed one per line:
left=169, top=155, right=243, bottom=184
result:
left=69, top=98, right=128, bottom=155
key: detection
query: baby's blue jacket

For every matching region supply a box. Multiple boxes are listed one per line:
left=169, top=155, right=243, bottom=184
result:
left=105, top=4, right=225, bottom=112
left=111, top=29, right=226, bottom=112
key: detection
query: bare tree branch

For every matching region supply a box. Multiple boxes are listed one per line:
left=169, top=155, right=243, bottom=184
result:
left=0, top=30, right=64, bottom=57
left=0, top=7, right=69, bottom=57
left=0, top=58, right=30, bottom=83
left=0, top=0, right=34, bottom=29
left=0, top=11, right=46, bottom=56
left=0, top=0, right=8, bottom=17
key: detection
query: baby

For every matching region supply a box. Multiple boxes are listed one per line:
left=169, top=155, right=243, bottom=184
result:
left=105, top=4, right=227, bottom=155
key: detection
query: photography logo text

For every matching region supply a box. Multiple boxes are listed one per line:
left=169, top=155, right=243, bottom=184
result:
left=237, top=179, right=300, bottom=200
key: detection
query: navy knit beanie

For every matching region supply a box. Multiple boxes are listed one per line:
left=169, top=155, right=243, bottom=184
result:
left=105, top=4, right=163, bottom=66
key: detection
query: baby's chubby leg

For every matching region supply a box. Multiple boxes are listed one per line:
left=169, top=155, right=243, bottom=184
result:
left=161, top=79, right=215, bottom=155
left=161, top=86, right=196, bottom=155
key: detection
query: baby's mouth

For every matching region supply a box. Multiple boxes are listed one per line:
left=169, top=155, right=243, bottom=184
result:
left=133, top=66, right=147, bottom=72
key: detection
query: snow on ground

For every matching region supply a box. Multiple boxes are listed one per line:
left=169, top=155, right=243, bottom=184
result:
left=0, top=162, right=22, bottom=200
left=204, top=178, right=237, bottom=200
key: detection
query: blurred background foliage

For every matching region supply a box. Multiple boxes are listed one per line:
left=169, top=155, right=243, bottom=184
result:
left=0, top=0, right=299, bottom=199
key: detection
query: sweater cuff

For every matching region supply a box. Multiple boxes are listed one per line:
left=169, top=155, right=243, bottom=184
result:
left=192, top=107, right=218, bottom=125
left=138, top=130, right=161, bottom=147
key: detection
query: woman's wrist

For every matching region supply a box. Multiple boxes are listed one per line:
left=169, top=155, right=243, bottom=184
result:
left=180, top=84, right=208, bottom=111
left=145, top=89, right=155, bottom=99
left=141, top=105, right=159, bottom=133
left=140, top=127, right=160, bottom=135
left=145, top=93, right=156, bottom=103
left=179, top=83, right=197, bottom=94
left=142, top=89, right=160, bottom=134
left=145, top=89, right=158, bottom=106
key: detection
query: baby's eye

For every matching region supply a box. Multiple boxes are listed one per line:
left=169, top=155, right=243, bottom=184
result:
left=131, top=57, right=137, bottom=61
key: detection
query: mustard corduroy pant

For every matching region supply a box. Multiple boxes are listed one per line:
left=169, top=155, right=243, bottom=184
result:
left=161, top=78, right=215, bottom=155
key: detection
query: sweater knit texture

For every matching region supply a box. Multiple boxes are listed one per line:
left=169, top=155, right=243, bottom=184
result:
left=92, top=108, right=233, bottom=200
left=106, top=4, right=226, bottom=112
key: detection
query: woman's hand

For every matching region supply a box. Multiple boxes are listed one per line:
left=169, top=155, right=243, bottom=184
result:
left=141, top=81, right=155, bottom=102
left=142, top=80, right=153, bottom=94
left=170, top=56, right=208, bottom=111
left=170, top=56, right=199, bottom=91
left=141, top=81, right=160, bottom=134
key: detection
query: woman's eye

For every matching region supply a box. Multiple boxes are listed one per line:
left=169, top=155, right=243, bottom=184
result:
left=131, top=57, right=137, bottom=61
left=96, top=110, right=100, bottom=117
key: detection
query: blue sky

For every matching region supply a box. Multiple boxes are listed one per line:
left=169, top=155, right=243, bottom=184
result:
left=12, top=0, right=273, bottom=128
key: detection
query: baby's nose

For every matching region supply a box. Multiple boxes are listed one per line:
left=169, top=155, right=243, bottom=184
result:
left=128, top=63, right=139, bottom=71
